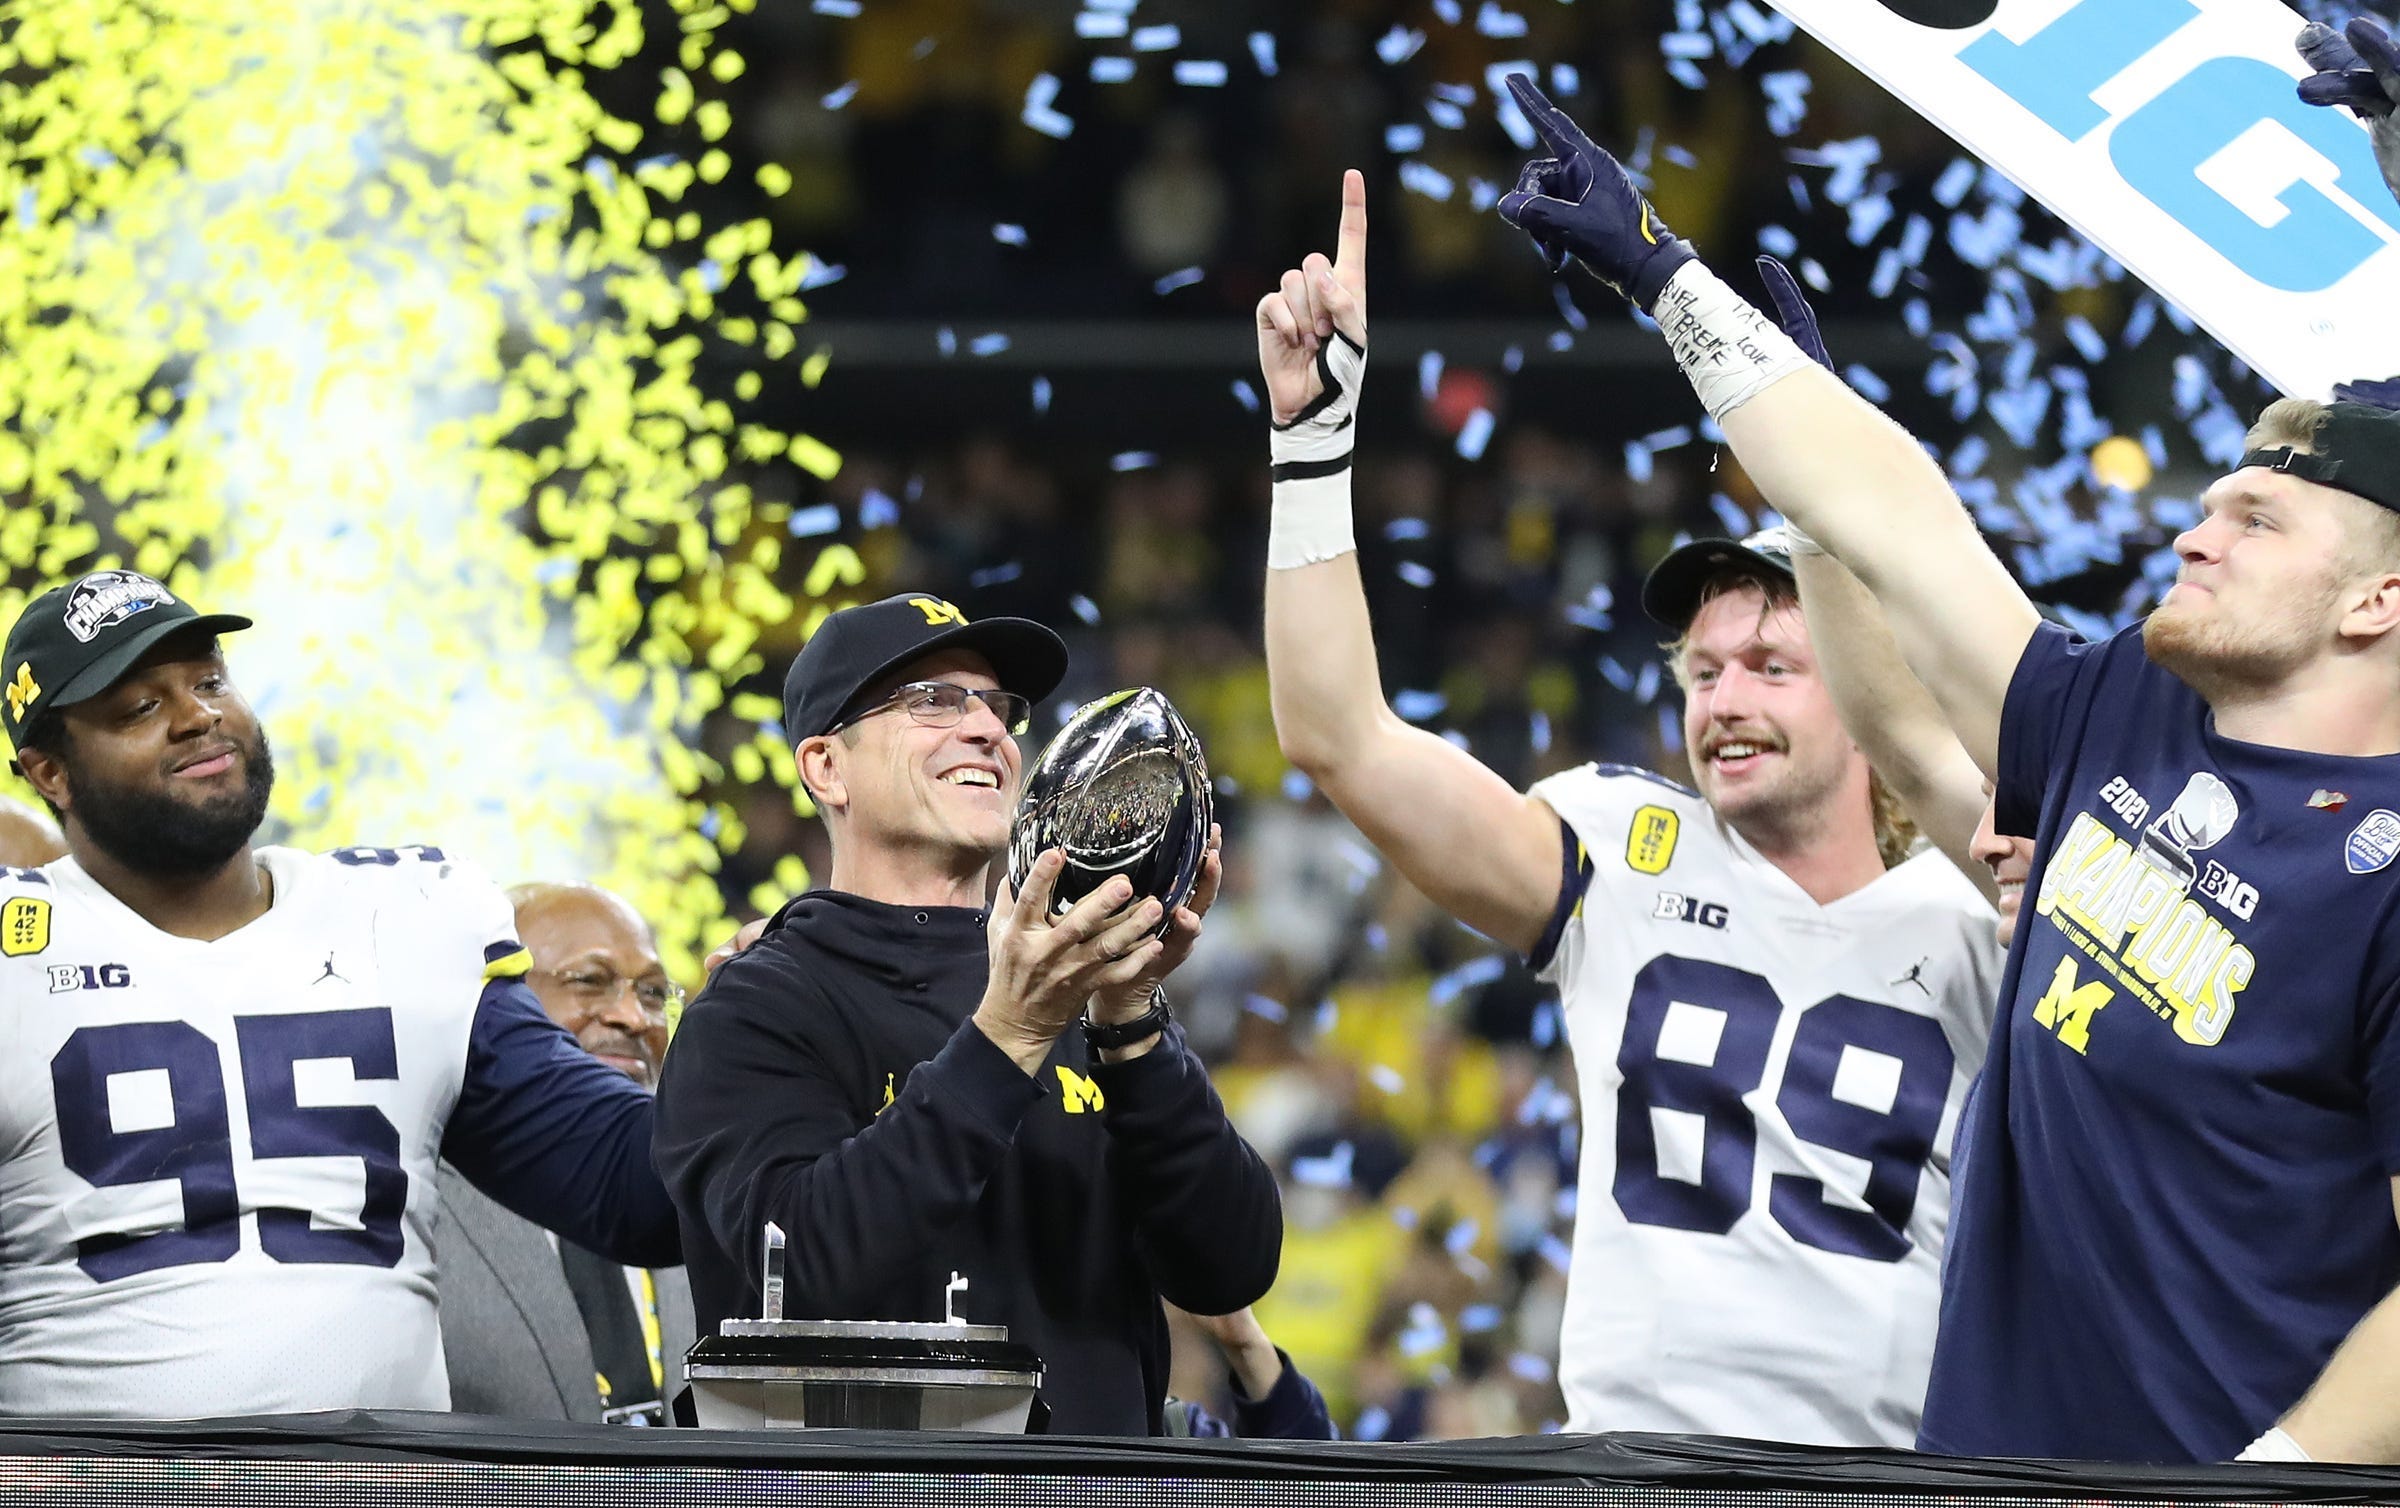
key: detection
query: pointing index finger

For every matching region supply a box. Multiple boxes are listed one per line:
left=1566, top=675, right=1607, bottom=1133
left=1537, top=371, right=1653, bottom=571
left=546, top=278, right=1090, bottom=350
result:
left=1333, top=167, right=1368, bottom=297
left=1506, top=73, right=1596, bottom=158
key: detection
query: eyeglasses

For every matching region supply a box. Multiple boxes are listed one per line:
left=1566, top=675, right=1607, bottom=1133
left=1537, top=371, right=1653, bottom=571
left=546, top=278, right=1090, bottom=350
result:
left=833, top=681, right=1033, bottom=738
left=535, top=966, right=683, bottom=1020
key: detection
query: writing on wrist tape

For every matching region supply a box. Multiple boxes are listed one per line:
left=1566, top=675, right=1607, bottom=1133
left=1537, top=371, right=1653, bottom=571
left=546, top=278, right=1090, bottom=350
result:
left=1653, top=261, right=1814, bottom=422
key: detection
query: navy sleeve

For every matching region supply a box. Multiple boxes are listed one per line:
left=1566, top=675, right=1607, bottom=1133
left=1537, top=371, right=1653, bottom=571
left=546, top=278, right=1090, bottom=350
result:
left=1088, top=1024, right=1282, bottom=1316
left=442, top=979, right=681, bottom=1269
left=1996, top=622, right=2112, bottom=840
left=650, top=962, right=1043, bottom=1320
left=1231, top=1347, right=1338, bottom=1441
left=1524, top=815, right=1592, bottom=974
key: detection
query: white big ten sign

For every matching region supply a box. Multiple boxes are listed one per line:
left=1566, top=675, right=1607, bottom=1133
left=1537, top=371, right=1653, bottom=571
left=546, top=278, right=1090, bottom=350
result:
left=1766, top=0, right=2400, bottom=400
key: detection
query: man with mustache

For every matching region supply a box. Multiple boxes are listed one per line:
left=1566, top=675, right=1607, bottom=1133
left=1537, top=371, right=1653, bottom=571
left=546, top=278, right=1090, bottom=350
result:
left=0, top=570, right=678, bottom=1417
left=439, top=882, right=695, bottom=1424
left=1254, top=173, right=2002, bottom=1446
left=652, top=593, right=1280, bottom=1435
left=1492, top=72, right=2400, bottom=1462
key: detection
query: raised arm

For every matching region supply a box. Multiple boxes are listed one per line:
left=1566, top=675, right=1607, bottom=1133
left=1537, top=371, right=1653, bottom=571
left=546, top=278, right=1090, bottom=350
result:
left=1259, top=170, right=1564, bottom=957
left=1793, top=551, right=1993, bottom=898
left=1496, top=76, right=2036, bottom=774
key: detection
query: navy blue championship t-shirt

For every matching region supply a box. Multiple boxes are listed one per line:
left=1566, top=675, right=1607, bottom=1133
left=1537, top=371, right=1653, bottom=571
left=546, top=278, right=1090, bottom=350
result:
left=1919, top=623, right=2400, bottom=1463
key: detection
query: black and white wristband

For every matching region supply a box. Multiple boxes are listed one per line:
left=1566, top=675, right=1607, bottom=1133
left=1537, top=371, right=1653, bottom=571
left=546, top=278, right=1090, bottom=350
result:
left=1267, top=330, right=1366, bottom=570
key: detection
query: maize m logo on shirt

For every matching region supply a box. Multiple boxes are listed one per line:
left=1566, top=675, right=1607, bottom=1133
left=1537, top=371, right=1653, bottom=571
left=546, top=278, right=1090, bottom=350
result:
left=2031, top=774, right=2260, bottom=1050
left=1767, top=0, right=2400, bottom=397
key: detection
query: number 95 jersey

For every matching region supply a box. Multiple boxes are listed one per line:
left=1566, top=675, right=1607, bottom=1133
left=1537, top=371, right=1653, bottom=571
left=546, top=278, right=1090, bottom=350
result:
left=0, top=845, right=515, bottom=1418
left=1529, top=765, right=2003, bottom=1446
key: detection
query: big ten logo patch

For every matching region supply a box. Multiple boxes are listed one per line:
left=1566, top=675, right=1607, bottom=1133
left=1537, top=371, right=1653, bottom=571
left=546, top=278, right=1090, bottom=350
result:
left=2, top=897, right=49, bottom=957
left=1653, top=891, right=1730, bottom=930
left=48, top=963, right=130, bottom=993
left=1054, top=1065, right=1106, bottom=1113
left=1627, top=806, right=1680, bottom=876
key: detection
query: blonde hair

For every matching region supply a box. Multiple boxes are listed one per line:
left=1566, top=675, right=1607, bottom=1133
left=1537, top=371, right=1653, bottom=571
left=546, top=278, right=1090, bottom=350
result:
left=2245, top=397, right=2400, bottom=574
left=1663, top=568, right=1918, bottom=871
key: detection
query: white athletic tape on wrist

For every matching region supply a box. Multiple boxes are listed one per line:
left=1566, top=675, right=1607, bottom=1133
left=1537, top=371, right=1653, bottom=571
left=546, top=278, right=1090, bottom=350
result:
left=2236, top=1427, right=2313, bottom=1463
left=1652, top=260, right=1814, bottom=422
left=1268, top=331, right=1365, bottom=570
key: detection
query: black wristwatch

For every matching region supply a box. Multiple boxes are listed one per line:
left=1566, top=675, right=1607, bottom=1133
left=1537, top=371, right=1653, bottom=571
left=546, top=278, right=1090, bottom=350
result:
left=1082, top=985, right=1173, bottom=1052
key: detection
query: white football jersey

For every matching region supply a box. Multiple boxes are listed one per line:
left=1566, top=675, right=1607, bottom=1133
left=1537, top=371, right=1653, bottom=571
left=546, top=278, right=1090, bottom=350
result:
left=1530, top=764, right=2003, bottom=1446
left=0, top=844, right=523, bottom=1418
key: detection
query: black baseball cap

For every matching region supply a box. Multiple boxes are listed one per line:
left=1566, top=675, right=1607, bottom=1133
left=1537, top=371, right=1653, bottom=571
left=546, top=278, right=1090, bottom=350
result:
left=3, top=571, right=253, bottom=750
left=1641, top=526, right=1799, bottom=630
left=2236, top=401, right=2400, bottom=514
left=781, top=592, right=1069, bottom=743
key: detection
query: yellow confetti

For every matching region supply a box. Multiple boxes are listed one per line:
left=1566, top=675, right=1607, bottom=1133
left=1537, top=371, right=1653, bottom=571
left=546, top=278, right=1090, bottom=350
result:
left=0, top=0, right=844, bottom=985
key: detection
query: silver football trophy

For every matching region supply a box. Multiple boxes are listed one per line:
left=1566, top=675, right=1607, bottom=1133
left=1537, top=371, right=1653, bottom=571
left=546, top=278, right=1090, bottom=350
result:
left=683, top=1222, right=1044, bottom=1432
left=1008, top=686, right=1213, bottom=931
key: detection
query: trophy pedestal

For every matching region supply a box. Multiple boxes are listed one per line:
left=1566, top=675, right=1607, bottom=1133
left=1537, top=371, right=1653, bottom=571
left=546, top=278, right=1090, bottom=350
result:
left=685, top=1319, right=1043, bottom=1432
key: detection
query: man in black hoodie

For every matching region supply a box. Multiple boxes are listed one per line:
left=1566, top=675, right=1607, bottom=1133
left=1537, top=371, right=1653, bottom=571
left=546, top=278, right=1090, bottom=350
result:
left=653, top=592, right=1283, bottom=1435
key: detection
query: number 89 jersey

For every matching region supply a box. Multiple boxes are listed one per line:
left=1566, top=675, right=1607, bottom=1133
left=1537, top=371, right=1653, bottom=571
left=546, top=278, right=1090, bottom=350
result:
left=0, top=845, right=515, bottom=1418
left=1529, top=765, right=2003, bottom=1446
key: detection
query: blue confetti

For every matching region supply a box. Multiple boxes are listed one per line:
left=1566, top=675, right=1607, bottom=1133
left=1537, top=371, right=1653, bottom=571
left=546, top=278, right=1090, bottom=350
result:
left=1710, top=493, right=1750, bottom=535
left=1030, top=376, right=1052, bottom=414
left=786, top=503, right=841, bottom=537
left=969, top=562, right=1023, bottom=588
left=1399, top=161, right=1454, bottom=201
left=1432, top=0, right=1462, bottom=23
left=1843, top=364, right=1890, bottom=403
left=1386, top=123, right=1426, bottom=154
left=968, top=332, right=1011, bottom=357
left=1759, top=224, right=1798, bottom=257
left=811, top=0, right=859, bottom=13
left=1291, top=1141, right=1356, bottom=1189
left=798, top=259, right=847, bottom=289
left=1069, top=593, right=1100, bottom=625
left=992, top=223, right=1028, bottom=246
left=1174, top=59, right=1228, bottom=86
left=1488, top=62, right=1539, bottom=147
left=936, top=326, right=956, bottom=357
left=1131, top=24, right=1180, bottom=51
left=858, top=488, right=899, bottom=529
left=1456, top=407, right=1495, bottom=461
left=1075, top=10, right=1128, bottom=37
left=1281, top=768, right=1314, bottom=802
left=1152, top=266, right=1205, bottom=295
left=1530, top=998, right=1559, bottom=1048
left=1502, top=344, right=1524, bottom=374
left=1090, top=56, right=1136, bottom=83
left=1419, top=350, right=1446, bottom=401
left=1552, top=63, right=1580, bottom=96
left=1531, top=709, right=1552, bottom=754
left=1476, top=2, right=1529, bottom=37
left=1386, top=517, right=1432, bottom=541
left=1021, top=73, right=1073, bottom=138
left=1552, top=282, right=1587, bottom=331
left=1427, top=98, right=1467, bottom=130
left=1249, top=32, right=1278, bottom=75
left=1377, top=25, right=1427, bottom=64
left=1624, top=442, right=1654, bottom=483
left=1230, top=379, right=1260, bottom=413
left=1395, top=689, right=1449, bottom=721
left=1932, top=157, right=1978, bottom=208
left=1111, top=450, right=1158, bottom=471
left=1398, top=560, right=1439, bottom=587
left=1432, top=955, right=1506, bottom=1004
left=821, top=81, right=859, bottom=110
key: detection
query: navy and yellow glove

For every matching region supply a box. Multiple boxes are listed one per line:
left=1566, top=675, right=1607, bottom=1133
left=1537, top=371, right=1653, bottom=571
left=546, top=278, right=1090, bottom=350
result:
left=1495, top=75, right=1696, bottom=312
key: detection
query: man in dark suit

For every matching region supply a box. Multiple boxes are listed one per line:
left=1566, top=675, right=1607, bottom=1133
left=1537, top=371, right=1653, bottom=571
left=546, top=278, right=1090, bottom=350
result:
left=439, top=882, right=696, bottom=1423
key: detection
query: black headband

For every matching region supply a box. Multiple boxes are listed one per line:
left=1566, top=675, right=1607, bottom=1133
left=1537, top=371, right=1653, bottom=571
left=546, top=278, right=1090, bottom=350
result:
left=2236, top=402, right=2400, bottom=515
